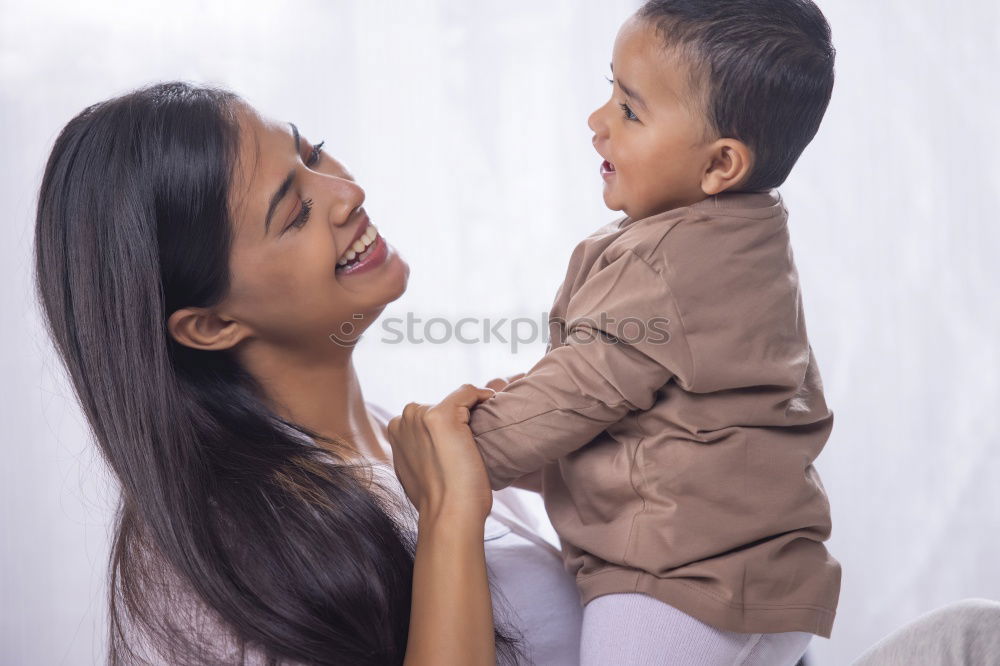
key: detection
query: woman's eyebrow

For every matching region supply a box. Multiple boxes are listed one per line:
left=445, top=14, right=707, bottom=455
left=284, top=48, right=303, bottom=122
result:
left=263, top=122, right=301, bottom=235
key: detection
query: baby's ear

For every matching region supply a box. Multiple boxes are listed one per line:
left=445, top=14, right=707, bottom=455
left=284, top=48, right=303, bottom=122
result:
left=701, top=138, right=754, bottom=196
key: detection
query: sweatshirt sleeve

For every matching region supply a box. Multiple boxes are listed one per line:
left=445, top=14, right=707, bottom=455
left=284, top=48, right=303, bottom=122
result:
left=469, top=248, right=694, bottom=490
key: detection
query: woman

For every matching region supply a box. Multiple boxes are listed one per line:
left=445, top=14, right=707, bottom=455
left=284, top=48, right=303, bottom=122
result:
left=33, top=81, right=581, bottom=665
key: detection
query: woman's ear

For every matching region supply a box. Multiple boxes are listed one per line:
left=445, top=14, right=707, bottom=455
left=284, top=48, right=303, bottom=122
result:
left=167, top=306, right=250, bottom=351
left=700, top=138, right=754, bottom=196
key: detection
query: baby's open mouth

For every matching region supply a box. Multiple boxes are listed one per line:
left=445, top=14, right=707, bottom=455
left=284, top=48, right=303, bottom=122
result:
left=336, top=222, right=379, bottom=269
left=600, top=160, right=616, bottom=174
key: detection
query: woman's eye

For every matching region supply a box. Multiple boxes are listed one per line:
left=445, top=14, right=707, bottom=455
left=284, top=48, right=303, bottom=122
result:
left=307, top=139, right=325, bottom=167
left=619, top=102, right=638, bottom=122
left=285, top=197, right=313, bottom=233
left=282, top=139, right=327, bottom=234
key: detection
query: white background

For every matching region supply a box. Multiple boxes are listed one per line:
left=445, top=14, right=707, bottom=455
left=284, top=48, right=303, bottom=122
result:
left=2, top=1, right=999, bottom=664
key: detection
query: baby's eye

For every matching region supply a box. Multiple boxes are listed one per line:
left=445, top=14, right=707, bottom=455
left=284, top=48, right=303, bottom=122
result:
left=619, top=102, right=638, bottom=122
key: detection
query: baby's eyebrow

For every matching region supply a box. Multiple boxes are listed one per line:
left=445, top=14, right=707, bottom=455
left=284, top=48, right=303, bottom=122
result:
left=609, top=63, right=649, bottom=112
left=617, top=77, right=649, bottom=112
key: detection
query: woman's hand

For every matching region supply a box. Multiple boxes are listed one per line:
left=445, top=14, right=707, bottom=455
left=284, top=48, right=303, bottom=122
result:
left=387, top=384, right=496, bottom=524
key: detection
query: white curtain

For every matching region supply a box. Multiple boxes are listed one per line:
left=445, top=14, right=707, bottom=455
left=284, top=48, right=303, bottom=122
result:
left=2, top=1, right=998, bottom=664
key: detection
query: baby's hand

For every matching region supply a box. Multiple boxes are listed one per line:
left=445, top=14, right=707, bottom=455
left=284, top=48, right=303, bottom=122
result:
left=484, top=372, right=527, bottom=392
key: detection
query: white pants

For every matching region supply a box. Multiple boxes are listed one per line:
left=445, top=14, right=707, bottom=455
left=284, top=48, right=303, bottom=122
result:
left=580, top=593, right=813, bottom=666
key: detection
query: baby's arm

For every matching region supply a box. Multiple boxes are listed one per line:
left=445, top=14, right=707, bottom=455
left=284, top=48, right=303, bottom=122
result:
left=469, top=249, right=692, bottom=490
left=481, top=373, right=541, bottom=493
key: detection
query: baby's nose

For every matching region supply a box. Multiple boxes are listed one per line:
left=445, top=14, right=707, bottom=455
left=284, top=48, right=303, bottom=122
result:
left=587, top=108, right=607, bottom=138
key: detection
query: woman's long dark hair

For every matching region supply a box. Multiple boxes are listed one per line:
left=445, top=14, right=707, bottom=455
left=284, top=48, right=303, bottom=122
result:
left=33, top=81, right=523, bottom=665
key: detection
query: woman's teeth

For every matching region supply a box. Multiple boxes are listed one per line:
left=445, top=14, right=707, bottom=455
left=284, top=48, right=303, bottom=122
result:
left=337, top=223, right=379, bottom=267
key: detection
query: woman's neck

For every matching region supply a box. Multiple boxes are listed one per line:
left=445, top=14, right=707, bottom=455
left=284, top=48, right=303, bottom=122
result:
left=241, top=344, right=389, bottom=463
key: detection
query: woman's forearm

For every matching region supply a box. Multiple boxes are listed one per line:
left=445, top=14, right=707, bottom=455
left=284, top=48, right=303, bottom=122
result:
left=404, top=509, right=495, bottom=666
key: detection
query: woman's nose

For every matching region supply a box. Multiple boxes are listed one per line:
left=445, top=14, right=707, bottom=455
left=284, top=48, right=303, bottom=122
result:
left=329, top=178, right=365, bottom=226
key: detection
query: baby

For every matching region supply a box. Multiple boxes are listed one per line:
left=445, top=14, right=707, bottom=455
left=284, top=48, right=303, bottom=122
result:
left=466, top=1, right=841, bottom=662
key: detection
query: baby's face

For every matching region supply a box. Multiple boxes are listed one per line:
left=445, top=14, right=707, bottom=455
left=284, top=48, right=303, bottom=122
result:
left=588, top=15, right=717, bottom=220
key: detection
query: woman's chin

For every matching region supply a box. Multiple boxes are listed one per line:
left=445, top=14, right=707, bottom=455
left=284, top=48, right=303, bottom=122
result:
left=382, top=246, right=410, bottom=299
left=366, top=251, right=410, bottom=309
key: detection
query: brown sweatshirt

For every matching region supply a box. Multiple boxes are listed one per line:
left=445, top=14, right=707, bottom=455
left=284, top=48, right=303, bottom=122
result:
left=469, top=188, right=841, bottom=638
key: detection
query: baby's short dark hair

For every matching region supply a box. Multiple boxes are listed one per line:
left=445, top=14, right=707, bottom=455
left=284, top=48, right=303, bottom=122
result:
left=638, top=0, right=835, bottom=191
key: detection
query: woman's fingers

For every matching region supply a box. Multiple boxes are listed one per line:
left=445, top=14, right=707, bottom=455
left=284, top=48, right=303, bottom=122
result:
left=484, top=372, right=527, bottom=392
left=401, top=401, right=426, bottom=422
left=388, top=384, right=493, bottom=450
left=426, top=384, right=494, bottom=429
left=442, top=383, right=495, bottom=409
left=390, top=386, right=492, bottom=444
left=484, top=377, right=507, bottom=392
left=387, top=405, right=428, bottom=451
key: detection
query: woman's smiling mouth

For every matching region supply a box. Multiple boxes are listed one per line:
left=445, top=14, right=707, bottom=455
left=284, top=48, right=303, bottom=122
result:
left=336, top=220, right=388, bottom=276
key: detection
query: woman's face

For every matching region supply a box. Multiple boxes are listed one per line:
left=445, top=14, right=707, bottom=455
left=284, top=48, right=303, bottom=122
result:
left=218, top=102, right=409, bottom=353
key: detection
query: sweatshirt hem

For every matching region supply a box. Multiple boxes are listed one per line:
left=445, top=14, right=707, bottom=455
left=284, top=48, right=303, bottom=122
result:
left=576, top=567, right=836, bottom=639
